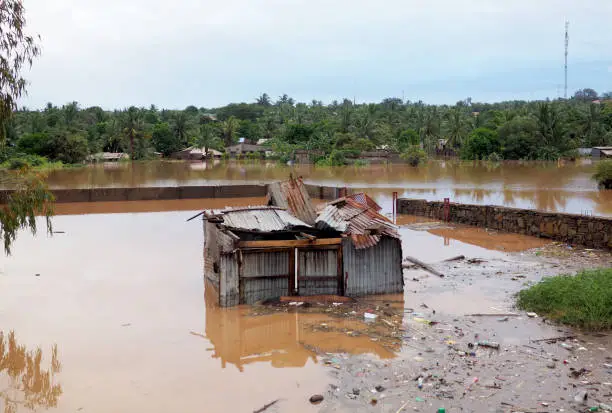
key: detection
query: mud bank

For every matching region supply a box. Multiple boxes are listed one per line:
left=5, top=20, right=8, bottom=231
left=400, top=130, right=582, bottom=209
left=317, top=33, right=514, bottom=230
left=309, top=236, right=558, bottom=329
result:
left=398, top=198, right=612, bottom=250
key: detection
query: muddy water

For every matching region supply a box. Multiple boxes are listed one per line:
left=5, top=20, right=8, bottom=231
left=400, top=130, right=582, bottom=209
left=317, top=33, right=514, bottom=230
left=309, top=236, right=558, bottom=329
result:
left=0, top=198, right=605, bottom=413
left=20, top=159, right=611, bottom=216
left=0, top=203, right=406, bottom=413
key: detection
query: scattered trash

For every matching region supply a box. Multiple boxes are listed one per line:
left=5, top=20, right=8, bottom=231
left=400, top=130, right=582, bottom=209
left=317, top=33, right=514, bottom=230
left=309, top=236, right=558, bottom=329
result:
left=309, top=395, right=324, bottom=405
left=370, top=398, right=378, bottom=406
left=569, top=368, right=590, bottom=378
left=477, top=340, right=500, bottom=350
left=352, top=388, right=360, bottom=396
left=526, top=312, right=538, bottom=318
left=253, top=399, right=279, bottom=413
left=375, top=385, right=385, bottom=392
left=546, top=361, right=556, bottom=369
left=364, top=312, right=378, bottom=320
left=415, top=397, right=425, bottom=402
left=34, top=273, right=40, bottom=277
left=497, top=316, right=509, bottom=322
left=560, top=343, right=574, bottom=351
left=417, top=377, right=423, bottom=389
left=574, top=390, right=588, bottom=404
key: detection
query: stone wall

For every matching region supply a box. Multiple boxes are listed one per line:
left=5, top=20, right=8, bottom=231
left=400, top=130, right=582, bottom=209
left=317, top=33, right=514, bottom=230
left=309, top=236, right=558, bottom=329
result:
left=397, top=198, right=612, bottom=250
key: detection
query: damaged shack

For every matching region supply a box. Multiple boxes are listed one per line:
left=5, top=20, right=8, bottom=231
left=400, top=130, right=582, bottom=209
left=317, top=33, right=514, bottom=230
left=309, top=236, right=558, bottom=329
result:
left=203, top=180, right=403, bottom=307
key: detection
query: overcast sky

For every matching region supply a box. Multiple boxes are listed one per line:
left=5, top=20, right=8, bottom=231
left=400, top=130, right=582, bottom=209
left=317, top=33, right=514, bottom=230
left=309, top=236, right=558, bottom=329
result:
left=20, top=0, right=612, bottom=109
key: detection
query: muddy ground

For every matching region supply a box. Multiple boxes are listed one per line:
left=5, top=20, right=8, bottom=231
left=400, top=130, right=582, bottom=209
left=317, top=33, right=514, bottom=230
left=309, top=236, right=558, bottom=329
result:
left=253, top=241, right=612, bottom=413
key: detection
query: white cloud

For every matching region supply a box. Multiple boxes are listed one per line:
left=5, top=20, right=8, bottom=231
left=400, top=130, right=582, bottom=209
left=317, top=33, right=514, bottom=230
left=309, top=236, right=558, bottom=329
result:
left=19, top=0, right=612, bottom=108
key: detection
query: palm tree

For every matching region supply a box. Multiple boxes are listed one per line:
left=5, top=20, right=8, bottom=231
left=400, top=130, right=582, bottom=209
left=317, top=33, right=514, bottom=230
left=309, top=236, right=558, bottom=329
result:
left=123, top=106, right=143, bottom=159
left=221, top=116, right=239, bottom=146
left=446, top=108, right=467, bottom=148
left=172, top=111, right=189, bottom=147
left=256, top=93, right=272, bottom=107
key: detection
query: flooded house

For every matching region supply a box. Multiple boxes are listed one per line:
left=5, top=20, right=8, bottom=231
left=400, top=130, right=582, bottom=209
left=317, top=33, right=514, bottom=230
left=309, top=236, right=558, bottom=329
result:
left=203, top=180, right=403, bottom=307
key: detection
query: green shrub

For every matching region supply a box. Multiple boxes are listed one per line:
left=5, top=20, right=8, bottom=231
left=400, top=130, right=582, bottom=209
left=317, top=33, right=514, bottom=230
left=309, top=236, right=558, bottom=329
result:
left=594, top=160, right=612, bottom=189
left=517, top=268, right=612, bottom=330
left=487, top=152, right=502, bottom=162
left=400, top=145, right=427, bottom=166
left=460, top=128, right=500, bottom=160
left=353, top=159, right=370, bottom=167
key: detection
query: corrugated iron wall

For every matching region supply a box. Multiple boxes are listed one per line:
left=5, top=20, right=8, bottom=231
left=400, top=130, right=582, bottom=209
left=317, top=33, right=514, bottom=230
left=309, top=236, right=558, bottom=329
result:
left=220, top=252, right=239, bottom=307
left=240, top=250, right=290, bottom=304
left=343, top=236, right=403, bottom=296
left=298, top=249, right=339, bottom=295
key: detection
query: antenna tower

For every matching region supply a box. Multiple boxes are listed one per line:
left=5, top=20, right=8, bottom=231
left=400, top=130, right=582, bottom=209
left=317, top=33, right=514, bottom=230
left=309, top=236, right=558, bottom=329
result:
left=564, top=21, right=569, bottom=99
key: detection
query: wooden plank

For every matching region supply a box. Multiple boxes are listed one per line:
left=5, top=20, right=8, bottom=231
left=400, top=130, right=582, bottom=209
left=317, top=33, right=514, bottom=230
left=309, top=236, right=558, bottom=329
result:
left=297, top=276, right=338, bottom=282
left=238, top=238, right=343, bottom=248
left=241, top=274, right=289, bottom=281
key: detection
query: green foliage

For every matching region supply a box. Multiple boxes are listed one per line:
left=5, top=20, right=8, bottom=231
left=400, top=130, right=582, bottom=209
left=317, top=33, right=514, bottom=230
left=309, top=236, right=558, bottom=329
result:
left=151, top=122, right=179, bottom=156
left=517, top=268, right=612, bottom=330
left=395, top=129, right=419, bottom=152
left=0, top=169, right=54, bottom=254
left=400, top=145, right=427, bottom=166
left=593, top=160, right=612, bottom=189
left=315, top=150, right=347, bottom=166
left=460, top=128, right=500, bottom=160
left=498, top=116, right=538, bottom=160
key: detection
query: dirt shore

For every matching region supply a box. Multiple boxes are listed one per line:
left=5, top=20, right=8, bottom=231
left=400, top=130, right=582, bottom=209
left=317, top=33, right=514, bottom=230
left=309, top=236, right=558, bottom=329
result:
left=257, top=242, right=612, bottom=413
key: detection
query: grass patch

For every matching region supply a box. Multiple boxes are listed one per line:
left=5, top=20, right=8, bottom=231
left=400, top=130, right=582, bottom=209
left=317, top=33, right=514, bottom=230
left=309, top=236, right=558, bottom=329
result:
left=517, top=268, right=612, bottom=330
left=594, top=159, right=612, bottom=189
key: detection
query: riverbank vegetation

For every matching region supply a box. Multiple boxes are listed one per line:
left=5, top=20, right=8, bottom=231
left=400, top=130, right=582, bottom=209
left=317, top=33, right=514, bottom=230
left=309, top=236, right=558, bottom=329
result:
left=517, top=268, right=612, bottom=330
left=1, top=90, right=611, bottom=167
left=594, top=160, right=612, bottom=189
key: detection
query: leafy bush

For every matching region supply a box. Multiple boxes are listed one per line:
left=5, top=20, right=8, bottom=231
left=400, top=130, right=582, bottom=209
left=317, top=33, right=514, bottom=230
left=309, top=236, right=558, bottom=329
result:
left=517, top=268, right=612, bottom=330
left=460, top=128, right=500, bottom=160
left=594, top=160, right=612, bottom=189
left=400, top=145, right=427, bottom=166
left=315, top=150, right=347, bottom=166
left=487, top=152, right=502, bottom=162
left=2, top=154, right=58, bottom=170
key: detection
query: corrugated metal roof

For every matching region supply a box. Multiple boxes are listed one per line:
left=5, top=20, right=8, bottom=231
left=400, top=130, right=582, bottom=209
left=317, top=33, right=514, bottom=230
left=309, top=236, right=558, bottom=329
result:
left=268, top=177, right=317, bottom=225
left=315, top=197, right=399, bottom=249
left=346, top=193, right=382, bottom=212
left=209, top=206, right=311, bottom=232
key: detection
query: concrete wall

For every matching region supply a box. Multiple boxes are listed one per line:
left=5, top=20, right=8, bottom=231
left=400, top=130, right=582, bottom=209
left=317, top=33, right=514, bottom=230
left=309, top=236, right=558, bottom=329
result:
left=397, top=198, right=612, bottom=250
left=0, top=184, right=269, bottom=204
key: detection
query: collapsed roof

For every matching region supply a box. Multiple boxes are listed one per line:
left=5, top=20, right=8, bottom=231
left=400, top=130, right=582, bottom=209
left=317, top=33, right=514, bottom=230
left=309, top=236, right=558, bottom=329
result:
left=204, top=206, right=312, bottom=233
left=316, top=194, right=399, bottom=249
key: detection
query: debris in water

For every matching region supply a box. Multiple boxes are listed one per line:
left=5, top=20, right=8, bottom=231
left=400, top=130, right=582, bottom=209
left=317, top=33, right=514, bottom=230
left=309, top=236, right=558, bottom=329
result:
left=309, top=394, right=324, bottom=405
left=253, top=399, right=279, bottom=413
left=364, top=312, right=378, bottom=320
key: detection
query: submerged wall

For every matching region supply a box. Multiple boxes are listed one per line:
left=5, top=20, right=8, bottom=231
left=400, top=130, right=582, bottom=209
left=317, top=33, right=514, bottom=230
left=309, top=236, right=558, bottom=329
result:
left=397, top=198, right=612, bottom=250
left=0, top=183, right=352, bottom=203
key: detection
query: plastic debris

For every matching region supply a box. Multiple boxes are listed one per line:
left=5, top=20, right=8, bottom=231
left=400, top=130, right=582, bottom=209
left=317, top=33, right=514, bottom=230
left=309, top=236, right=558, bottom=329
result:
left=574, top=390, right=588, bottom=404
left=417, top=377, right=423, bottom=389
left=364, top=312, right=378, bottom=320
left=477, top=340, right=500, bottom=349
left=309, top=394, right=324, bottom=405
left=527, top=312, right=538, bottom=318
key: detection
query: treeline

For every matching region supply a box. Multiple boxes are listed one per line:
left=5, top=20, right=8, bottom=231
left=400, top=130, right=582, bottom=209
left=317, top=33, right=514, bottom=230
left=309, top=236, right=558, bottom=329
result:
left=2, top=88, right=612, bottom=166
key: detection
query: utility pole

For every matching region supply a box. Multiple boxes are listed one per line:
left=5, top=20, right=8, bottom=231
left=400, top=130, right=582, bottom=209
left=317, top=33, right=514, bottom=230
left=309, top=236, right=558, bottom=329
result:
left=564, top=21, right=569, bottom=99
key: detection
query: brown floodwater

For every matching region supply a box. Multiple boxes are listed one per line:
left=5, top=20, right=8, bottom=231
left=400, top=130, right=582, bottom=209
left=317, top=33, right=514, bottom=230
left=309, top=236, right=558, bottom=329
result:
left=6, top=159, right=609, bottom=216
left=0, top=200, right=596, bottom=413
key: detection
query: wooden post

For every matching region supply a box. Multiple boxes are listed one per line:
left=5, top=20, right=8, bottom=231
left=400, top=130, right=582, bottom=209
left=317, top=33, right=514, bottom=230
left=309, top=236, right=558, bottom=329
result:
left=288, top=247, right=296, bottom=295
left=337, top=245, right=344, bottom=296
left=392, top=191, right=398, bottom=224
left=443, top=198, right=450, bottom=222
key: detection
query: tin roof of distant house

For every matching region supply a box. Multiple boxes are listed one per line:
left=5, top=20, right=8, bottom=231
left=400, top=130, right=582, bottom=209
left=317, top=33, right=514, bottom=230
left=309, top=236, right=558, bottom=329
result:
left=316, top=197, right=399, bottom=249
left=225, top=143, right=269, bottom=152
left=206, top=206, right=311, bottom=233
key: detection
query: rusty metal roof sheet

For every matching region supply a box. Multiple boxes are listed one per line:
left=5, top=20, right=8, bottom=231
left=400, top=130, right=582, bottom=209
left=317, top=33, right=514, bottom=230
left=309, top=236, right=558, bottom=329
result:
left=345, top=193, right=382, bottom=212
left=315, top=197, right=399, bottom=249
left=267, top=177, right=317, bottom=225
left=208, top=206, right=311, bottom=232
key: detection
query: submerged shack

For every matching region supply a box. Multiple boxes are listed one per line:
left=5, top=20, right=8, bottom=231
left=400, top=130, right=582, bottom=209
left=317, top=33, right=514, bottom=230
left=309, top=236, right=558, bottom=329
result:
left=203, top=180, right=403, bottom=307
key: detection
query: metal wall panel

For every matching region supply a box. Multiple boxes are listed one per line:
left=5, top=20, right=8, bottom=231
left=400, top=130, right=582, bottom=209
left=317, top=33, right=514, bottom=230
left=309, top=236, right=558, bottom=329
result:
left=297, top=248, right=339, bottom=296
left=343, top=236, right=403, bottom=296
left=219, top=252, right=239, bottom=307
left=240, top=250, right=291, bottom=304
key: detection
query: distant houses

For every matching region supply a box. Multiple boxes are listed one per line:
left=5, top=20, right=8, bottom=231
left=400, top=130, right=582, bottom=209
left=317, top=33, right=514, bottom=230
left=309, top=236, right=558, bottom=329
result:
left=87, top=152, right=129, bottom=162
left=171, top=147, right=223, bottom=161
left=592, top=147, right=612, bottom=159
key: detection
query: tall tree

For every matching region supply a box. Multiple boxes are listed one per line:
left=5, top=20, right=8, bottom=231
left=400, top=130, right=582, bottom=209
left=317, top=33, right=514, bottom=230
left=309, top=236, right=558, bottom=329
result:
left=221, top=116, right=239, bottom=146
left=0, top=0, right=53, bottom=254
